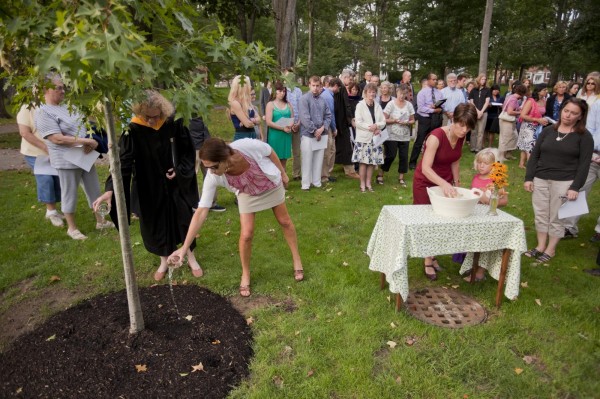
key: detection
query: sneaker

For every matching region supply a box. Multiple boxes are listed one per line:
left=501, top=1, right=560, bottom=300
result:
left=563, top=229, right=578, bottom=239
left=590, top=233, right=600, bottom=243
left=210, top=204, right=226, bottom=212
left=96, top=220, right=115, bottom=230
left=45, top=213, right=64, bottom=227
left=67, top=229, right=87, bottom=240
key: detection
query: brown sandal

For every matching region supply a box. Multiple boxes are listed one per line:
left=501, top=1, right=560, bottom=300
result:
left=294, top=269, right=304, bottom=282
left=239, top=285, right=251, bottom=297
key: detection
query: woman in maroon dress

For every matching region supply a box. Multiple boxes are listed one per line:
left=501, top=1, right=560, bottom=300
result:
left=412, top=103, right=478, bottom=280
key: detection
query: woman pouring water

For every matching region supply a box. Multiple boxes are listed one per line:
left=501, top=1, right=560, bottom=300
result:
left=412, top=103, right=478, bottom=280
left=168, top=138, right=304, bottom=298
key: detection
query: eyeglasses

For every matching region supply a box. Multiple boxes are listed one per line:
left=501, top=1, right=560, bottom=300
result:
left=142, top=112, right=161, bottom=122
left=206, top=163, right=220, bottom=170
left=586, top=82, right=596, bottom=86
left=53, top=85, right=66, bottom=91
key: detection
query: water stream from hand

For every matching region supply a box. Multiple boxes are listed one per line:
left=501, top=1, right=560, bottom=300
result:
left=167, top=267, right=181, bottom=319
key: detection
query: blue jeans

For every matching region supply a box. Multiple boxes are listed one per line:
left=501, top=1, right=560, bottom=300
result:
left=24, top=155, right=61, bottom=203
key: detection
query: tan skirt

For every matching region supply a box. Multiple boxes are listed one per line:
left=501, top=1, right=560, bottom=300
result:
left=498, top=119, right=517, bottom=153
left=238, top=184, right=285, bottom=214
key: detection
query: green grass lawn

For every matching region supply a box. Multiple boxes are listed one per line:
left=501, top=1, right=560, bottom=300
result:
left=1, top=122, right=599, bottom=397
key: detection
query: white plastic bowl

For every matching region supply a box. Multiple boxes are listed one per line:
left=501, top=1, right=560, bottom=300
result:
left=426, top=186, right=482, bottom=218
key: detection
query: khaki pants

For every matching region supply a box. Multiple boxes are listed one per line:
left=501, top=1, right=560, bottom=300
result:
left=321, top=132, right=336, bottom=179
left=292, top=131, right=302, bottom=179
left=470, top=112, right=487, bottom=151
left=532, top=177, right=572, bottom=237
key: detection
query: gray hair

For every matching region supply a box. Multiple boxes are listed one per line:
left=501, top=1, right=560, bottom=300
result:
left=132, top=90, right=175, bottom=119
left=340, top=69, right=355, bottom=79
left=446, top=73, right=457, bottom=81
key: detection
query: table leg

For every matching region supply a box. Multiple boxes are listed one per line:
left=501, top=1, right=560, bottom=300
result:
left=495, top=249, right=512, bottom=308
left=395, top=294, right=403, bottom=312
left=380, top=272, right=386, bottom=290
left=470, top=252, right=481, bottom=284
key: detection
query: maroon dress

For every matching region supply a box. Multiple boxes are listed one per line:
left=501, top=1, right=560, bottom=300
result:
left=412, top=128, right=464, bottom=204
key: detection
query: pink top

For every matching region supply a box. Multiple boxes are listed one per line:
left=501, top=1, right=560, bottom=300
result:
left=471, top=174, right=492, bottom=190
left=225, top=153, right=277, bottom=195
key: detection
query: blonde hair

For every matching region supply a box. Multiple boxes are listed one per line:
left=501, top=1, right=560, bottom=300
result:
left=582, top=74, right=600, bottom=96
left=228, top=75, right=252, bottom=111
left=475, top=73, right=487, bottom=89
left=379, top=81, right=395, bottom=94
left=132, top=90, right=174, bottom=119
left=553, top=80, right=568, bottom=94
left=473, top=148, right=500, bottom=169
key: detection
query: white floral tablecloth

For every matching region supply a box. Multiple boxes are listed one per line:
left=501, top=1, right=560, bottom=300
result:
left=367, top=205, right=527, bottom=301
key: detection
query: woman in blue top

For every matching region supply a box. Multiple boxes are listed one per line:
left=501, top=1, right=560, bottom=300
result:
left=228, top=75, right=261, bottom=141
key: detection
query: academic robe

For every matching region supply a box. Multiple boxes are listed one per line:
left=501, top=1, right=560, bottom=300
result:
left=334, top=85, right=354, bottom=165
left=106, top=117, right=198, bottom=256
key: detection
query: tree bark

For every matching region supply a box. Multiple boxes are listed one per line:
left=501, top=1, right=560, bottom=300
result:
left=0, top=78, right=13, bottom=118
left=103, top=100, right=144, bottom=334
left=307, top=0, right=314, bottom=76
left=273, top=0, right=297, bottom=69
left=478, top=0, right=494, bottom=75
left=237, top=7, right=248, bottom=43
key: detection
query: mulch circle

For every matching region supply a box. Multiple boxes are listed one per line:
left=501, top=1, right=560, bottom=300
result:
left=405, top=287, right=487, bottom=328
left=0, top=285, right=253, bottom=398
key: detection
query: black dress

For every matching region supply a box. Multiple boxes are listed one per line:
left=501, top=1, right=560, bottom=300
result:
left=485, top=95, right=504, bottom=133
left=106, top=117, right=199, bottom=256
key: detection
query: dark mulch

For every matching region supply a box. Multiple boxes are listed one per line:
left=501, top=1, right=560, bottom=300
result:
left=0, top=285, right=253, bottom=398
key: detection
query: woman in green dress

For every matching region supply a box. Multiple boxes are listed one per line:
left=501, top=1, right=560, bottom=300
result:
left=266, top=81, right=294, bottom=172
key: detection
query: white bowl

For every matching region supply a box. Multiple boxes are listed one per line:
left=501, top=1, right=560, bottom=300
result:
left=426, top=186, right=482, bottom=218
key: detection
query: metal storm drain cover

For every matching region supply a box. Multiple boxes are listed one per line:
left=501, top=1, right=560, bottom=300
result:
left=405, top=287, right=487, bottom=328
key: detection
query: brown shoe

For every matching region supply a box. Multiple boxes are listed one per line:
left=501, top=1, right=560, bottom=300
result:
left=345, top=172, right=360, bottom=179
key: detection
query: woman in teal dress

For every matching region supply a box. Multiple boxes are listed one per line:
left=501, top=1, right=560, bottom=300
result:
left=266, top=81, right=294, bottom=172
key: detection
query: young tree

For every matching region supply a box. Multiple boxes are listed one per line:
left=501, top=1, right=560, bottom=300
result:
left=1, top=0, right=276, bottom=334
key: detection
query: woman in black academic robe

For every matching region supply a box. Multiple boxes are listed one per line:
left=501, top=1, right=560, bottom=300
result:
left=94, top=91, right=203, bottom=281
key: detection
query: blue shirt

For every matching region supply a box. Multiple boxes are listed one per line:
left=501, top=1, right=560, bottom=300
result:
left=441, top=86, right=467, bottom=113
left=287, top=87, right=303, bottom=123
left=587, top=101, right=600, bottom=151
left=416, top=85, right=443, bottom=117
left=299, top=91, right=332, bottom=138
left=319, top=88, right=336, bottom=132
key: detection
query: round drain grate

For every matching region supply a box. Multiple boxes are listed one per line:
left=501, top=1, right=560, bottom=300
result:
left=405, top=287, right=487, bottom=328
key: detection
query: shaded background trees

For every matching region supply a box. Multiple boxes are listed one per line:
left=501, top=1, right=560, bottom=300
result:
left=2, top=0, right=599, bottom=117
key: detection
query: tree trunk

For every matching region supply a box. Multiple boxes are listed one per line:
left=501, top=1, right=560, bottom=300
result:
left=273, top=0, right=297, bottom=69
left=478, top=0, right=494, bottom=75
left=493, top=60, right=499, bottom=84
left=0, top=78, right=13, bottom=118
left=103, top=100, right=144, bottom=334
left=547, top=0, right=570, bottom=87
left=248, top=9, right=256, bottom=43
left=307, top=0, right=314, bottom=76
left=237, top=8, right=248, bottom=43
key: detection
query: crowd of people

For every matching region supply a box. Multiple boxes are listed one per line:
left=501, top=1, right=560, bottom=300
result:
left=17, top=68, right=600, bottom=294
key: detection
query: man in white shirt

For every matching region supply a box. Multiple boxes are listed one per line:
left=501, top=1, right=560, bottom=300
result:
left=441, top=73, right=468, bottom=126
left=17, top=104, right=64, bottom=227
